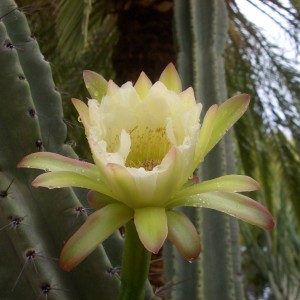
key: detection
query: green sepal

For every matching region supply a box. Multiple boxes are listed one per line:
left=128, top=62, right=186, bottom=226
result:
left=32, top=171, right=113, bottom=197
left=172, top=175, right=260, bottom=201
left=167, top=210, right=200, bottom=261
left=87, top=190, right=118, bottom=209
left=134, top=207, right=168, bottom=254
left=194, top=104, right=218, bottom=166
left=60, top=203, right=133, bottom=271
left=168, top=191, right=275, bottom=230
left=83, top=70, right=107, bottom=102
left=18, top=152, right=100, bottom=180
left=205, top=94, right=250, bottom=156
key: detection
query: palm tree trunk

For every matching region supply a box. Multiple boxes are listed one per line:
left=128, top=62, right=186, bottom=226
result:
left=112, top=0, right=175, bottom=84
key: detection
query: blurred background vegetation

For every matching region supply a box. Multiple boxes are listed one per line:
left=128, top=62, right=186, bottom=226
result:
left=14, top=0, right=300, bottom=299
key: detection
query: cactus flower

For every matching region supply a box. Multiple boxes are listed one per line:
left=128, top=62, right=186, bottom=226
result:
left=18, top=64, right=275, bottom=271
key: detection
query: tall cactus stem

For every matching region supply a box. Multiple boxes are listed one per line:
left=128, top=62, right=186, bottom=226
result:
left=167, top=0, right=245, bottom=299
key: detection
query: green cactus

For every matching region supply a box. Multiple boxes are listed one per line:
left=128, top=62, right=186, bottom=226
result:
left=164, top=0, right=245, bottom=299
left=0, top=1, right=139, bottom=299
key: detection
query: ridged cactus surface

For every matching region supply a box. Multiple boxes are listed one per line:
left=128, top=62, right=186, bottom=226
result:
left=164, top=0, right=245, bottom=299
left=0, top=1, right=123, bottom=299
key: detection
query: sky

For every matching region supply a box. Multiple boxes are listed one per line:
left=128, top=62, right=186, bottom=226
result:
left=236, top=0, right=299, bottom=64
left=234, top=0, right=299, bottom=138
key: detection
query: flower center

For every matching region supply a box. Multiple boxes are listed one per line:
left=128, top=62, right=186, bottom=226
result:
left=125, top=125, right=172, bottom=170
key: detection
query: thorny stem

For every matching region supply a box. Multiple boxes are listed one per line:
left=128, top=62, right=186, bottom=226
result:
left=119, top=220, right=152, bottom=300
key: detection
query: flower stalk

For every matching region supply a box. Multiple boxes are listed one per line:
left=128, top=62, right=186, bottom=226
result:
left=119, top=220, right=152, bottom=300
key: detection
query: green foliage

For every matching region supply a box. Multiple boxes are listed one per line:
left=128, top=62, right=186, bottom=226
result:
left=56, top=0, right=114, bottom=60
left=226, top=0, right=300, bottom=219
left=225, top=2, right=300, bottom=297
left=241, top=186, right=300, bottom=299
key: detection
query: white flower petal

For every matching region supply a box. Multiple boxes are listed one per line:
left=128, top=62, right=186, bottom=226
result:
left=117, top=129, right=131, bottom=162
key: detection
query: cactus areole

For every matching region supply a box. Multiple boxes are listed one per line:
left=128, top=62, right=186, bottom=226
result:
left=18, top=64, right=275, bottom=299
